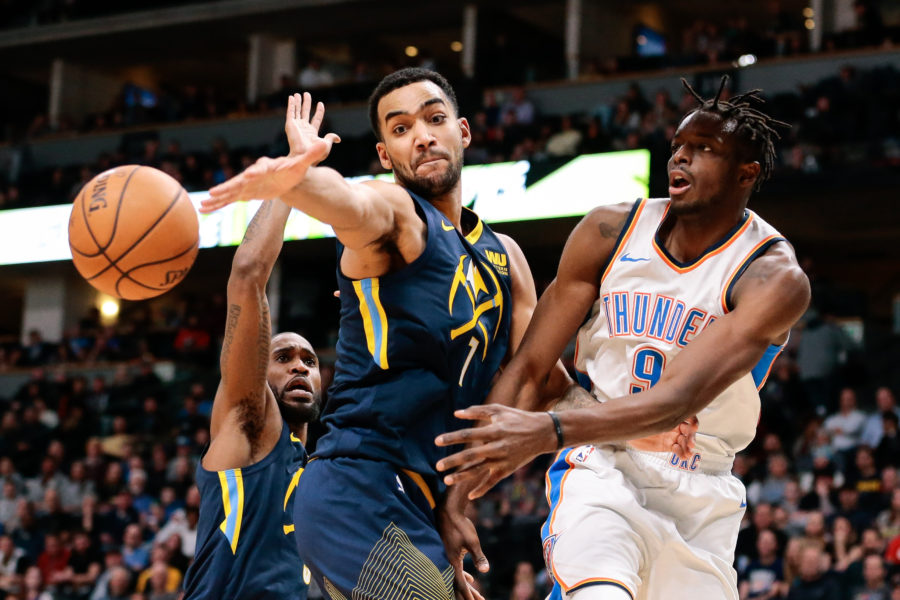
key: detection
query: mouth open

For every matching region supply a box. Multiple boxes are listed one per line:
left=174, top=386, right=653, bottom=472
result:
left=669, top=171, right=692, bottom=198
left=284, top=378, right=313, bottom=401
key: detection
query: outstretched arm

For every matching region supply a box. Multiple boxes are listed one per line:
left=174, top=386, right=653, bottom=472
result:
left=204, top=199, right=293, bottom=471
left=202, top=93, right=416, bottom=253
left=436, top=243, right=810, bottom=498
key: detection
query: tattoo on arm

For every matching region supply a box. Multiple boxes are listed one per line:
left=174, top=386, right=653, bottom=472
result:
left=256, top=293, right=271, bottom=378
left=597, top=212, right=628, bottom=239
left=240, top=200, right=273, bottom=245
left=221, top=304, right=242, bottom=382
left=553, top=384, right=597, bottom=411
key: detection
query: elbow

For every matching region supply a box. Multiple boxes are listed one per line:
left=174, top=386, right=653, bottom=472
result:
left=228, top=256, right=269, bottom=290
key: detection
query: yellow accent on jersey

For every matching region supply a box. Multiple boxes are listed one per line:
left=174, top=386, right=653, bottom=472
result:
left=284, top=467, right=304, bottom=511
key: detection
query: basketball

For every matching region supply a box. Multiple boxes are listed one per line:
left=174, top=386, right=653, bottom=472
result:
left=68, top=165, right=199, bottom=300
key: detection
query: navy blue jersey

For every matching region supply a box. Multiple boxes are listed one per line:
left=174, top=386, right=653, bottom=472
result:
left=184, top=421, right=310, bottom=600
left=314, top=191, right=512, bottom=479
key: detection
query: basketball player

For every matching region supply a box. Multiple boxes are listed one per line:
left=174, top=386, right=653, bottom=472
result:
left=200, top=68, right=577, bottom=600
left=434, top=78, right=811, bottom=600
left=182, top=101, right=329, bottom=599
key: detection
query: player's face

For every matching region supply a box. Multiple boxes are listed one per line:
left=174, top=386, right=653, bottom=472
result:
left=267, top=333, right=322, bottom=426
left=375, top=80, right=471, bottom=199
left=667, top=111, right=757, bottom=215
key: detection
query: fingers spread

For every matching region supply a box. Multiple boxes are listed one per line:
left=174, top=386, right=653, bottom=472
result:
left=301, top=92, right=312, bottom=122
left=311, top=101, right=325, bottom=131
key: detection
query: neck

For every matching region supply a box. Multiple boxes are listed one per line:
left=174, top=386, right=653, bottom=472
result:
left=290, top=423, right=308, bottom=445
left=660, top=201, right=746, bottom=263
left=428, top=186, right=464, bottom=231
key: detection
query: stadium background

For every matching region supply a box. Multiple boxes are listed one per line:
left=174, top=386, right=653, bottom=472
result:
left=0, top=0, right=899, bottom=598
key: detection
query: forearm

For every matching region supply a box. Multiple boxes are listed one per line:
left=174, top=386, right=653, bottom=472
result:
left=230, top=199, right=292, bottom=281
left=282, top=166, right=383, bottom=233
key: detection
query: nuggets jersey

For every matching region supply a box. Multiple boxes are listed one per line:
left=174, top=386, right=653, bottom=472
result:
left=314, top=191, right=511, bottom=480
left=575, top=197, right=786, bottom=458
left=184, top=421, right=309, bottom=600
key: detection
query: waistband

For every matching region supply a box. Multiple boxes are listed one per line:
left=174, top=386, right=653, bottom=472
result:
left=624, top=445, right=735, bottom=475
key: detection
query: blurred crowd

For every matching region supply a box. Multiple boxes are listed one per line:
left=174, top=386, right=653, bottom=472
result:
left=1, top=0, right=898, bottom=144
left=1, top=61, right=899, bottom=212
left=0, top=270, right=898, bottom=598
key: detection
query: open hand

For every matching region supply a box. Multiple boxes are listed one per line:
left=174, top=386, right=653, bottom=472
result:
left=435, top=405, right=556, bottom=500
left=200, top=92, right=340, bottom=213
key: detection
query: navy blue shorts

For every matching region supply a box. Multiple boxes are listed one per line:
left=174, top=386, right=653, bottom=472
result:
left=294, top=457, right=454, bottom=599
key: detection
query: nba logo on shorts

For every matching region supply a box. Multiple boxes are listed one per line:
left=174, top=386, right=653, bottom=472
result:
left=573, top=446, right=595, bottom=463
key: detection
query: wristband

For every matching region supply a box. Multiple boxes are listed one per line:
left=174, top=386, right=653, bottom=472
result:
left=547, top=411, right=564, bottom=450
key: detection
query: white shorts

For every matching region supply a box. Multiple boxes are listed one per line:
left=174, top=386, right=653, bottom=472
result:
left=541, top=445, right=746, bottom=600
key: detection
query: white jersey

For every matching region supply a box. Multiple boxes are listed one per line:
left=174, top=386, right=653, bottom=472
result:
left=574, top=197, right=787, bottom=458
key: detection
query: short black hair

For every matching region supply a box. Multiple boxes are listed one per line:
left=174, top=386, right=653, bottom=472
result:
left=367, top=68, right=459, bottom=141
left=681, top=76, right=789, bottom=192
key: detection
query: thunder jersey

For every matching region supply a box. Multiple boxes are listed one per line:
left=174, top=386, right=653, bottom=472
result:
left=184, top=421, right=310, bottom=599
left=314, top=190, right=512, bottom=480
left=575, top=197, right=787, bottom=458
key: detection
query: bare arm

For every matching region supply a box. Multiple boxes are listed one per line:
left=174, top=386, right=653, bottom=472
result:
left=436, top=240, right=809, bottom=497
left=204, top=199, right=292, bottom=470
left=202, top=92, right=419, bottom=254
left=495, top=233, right=572, bottom=408
left=484, top=206, right=629, bottom=411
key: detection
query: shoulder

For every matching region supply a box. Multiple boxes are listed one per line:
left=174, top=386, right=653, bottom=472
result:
left=734, top=242, right=810, bottom=308
left=579, top=198, right=643, bottom=241
left=359, top=180, right=416, bottom=211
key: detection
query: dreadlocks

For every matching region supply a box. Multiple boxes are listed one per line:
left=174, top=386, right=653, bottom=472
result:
left=681, top=75, right=790, bottom=191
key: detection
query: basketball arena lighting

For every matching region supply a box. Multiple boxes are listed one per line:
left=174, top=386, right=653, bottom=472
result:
left=0, top=150, right=650, bottom=266
left=736, top=54, right=757, bottom=68
left=100, top=298, right=120, bottom=318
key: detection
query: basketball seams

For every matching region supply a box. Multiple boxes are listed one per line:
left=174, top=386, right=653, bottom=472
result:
left=68, top=186, right=103, bottom=257
left=76, top=165, right=142, bottom=268
left=113, top=241, right=199, bottom=298
left=106, top=165, right=142, bottom=253
left=82, top=187, right=187, bottom=282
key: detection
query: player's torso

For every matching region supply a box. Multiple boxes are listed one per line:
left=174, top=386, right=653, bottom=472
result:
left=317, top=191, right=512, bottom=477
left=575, top=197, right=786, bottom=457
left=185, top=422, right=309, bottom=600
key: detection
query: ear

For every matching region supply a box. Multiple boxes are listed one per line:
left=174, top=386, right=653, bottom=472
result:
left=458, top=117, right=472, bottom=149
left=375, top=142, right=393, bottom=171
left=738, top=161, right=761, bottom=189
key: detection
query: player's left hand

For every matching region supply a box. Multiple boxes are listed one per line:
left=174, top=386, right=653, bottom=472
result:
left=436, top=405, right=556, bottom=500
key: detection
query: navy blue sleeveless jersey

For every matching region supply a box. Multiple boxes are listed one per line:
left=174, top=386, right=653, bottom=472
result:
left=314, top=191, right=512, bottom=479
left=184, top=421, right=310, bottom=600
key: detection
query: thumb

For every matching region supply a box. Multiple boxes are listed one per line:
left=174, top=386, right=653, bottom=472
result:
left=324, top=133, right=341, bottom=145
left=465, top=535, right=489, bottom=573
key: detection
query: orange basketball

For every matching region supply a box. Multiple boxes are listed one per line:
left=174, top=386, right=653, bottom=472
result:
left=68, top=165, right=199, bottom=300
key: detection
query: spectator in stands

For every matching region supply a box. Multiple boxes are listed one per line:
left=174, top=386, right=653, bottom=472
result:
left=0, top=534, right=29, bottom=595
left=298, top=58, right=334, bottom=90
left=135, top=545, right=181, bottom=597
left=502, top=87, right=536, bottom=128
left=824, top=388, right=866, bottom=470
left=59, top=530, right=102, bottom=599
left=19, top=331, right=53, bottom=367
left=21, top=564, right=53, bottom=600
left=751, top=452, right=793, bottom=506
left=797, top=308, right=849, bottom=414
left=36, top=532, right=69, bottom=588
left=739, top=528, right=786, bottom=599
left=787, top=545, right=839, bottom=600
left=862, top=387, right=900, bottom=448
left=850, top=554, right=890, bottom=599
left=120, top=524, right=149, bottom=573
left=544, top=115, right=583, bottom=157
left=92, top=564, right=131, bottom=600
left=875, top=488, right=900, bottom=541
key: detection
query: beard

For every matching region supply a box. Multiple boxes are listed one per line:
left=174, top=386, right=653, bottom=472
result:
left=393, top=148, right=463, bottom=199
left=272, top=384, right=321, bottom=427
